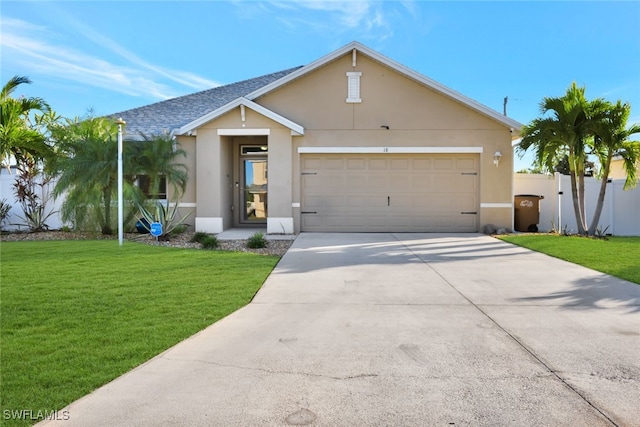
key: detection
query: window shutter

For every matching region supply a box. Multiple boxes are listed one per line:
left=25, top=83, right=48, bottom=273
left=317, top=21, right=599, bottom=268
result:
left=346, top=72, right=362, bottom=103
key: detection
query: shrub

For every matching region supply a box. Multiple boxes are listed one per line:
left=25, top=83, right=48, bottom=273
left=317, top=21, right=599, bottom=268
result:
left=169, top=224, right=189, bottom=237
left=0, top=199, right=11, bottom=231
left=247, top=231, right=267, bottom=249
left=201, top=235, right=219, bottom=249
left=137, top=199, right=192, bottom=240
left=11, top=158, right=57, bottom=232
left=190, top=231, right=209, bottom=244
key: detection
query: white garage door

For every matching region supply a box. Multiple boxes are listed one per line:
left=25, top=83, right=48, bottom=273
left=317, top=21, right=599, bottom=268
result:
left=301, top=153, right=479, bottom=232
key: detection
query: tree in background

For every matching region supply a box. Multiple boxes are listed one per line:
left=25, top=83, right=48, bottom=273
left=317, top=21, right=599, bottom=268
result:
left=48, top=117, right=190, bottom=235
left=130, top=132, right=188, bottom=201
left=588, top=101, right=640, bottom=235
left=519, top=82, right=638, bottom=236
left=0, top=76, right=53, bottom=168
left=48, top=116, right=133, bottom=234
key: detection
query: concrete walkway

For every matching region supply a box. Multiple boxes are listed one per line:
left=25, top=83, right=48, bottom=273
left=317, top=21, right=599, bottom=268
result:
left=40, top=233, right=640, bottom=426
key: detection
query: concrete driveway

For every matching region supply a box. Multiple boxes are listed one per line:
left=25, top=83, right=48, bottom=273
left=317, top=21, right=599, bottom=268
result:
left=40, top=233, right=640, bottom=426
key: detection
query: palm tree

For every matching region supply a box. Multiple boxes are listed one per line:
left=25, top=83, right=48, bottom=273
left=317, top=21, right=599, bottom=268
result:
left=0, top=76, right=52, bottom=168
left=49, top=116, right=136, bottom=234
left=588, top=101, right=640, bottom=235
left=130, top=132, right=188, bottom=200
left=519, top=82, right=598, bottom=235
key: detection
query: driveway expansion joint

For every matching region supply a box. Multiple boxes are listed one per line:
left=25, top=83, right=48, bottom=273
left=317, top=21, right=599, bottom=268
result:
left=391, top=233, right=621, bottom=427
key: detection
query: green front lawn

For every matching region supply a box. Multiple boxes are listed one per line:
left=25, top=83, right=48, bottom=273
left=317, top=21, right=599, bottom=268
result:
left=498, top=234, right=640, bottom=285
left=0, top=240, right=280, bottom=426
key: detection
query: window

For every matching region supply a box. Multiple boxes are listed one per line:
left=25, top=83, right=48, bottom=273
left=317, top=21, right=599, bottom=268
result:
left=241, top=145, right=268, bottom=155
left=137, top=175, right=167, bottom=199
left=346, top=72, right=362, bottom=103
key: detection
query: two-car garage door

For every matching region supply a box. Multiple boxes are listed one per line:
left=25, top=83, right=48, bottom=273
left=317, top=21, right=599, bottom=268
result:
left=301, top=153, right=479, bottom=232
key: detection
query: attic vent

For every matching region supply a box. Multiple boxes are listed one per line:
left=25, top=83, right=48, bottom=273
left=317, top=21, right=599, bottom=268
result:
left=346, top=72, right=362, bottom=103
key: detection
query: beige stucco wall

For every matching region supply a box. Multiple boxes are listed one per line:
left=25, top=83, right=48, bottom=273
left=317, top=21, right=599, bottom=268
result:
left=192, top=109, right=295, bottom=231
left=609, top=158, right=640, bottom=180
left=258, top=52, right=514, bottom=231
left=183, top=50, right=515, bottom=233
left=170, top=135, right=196, bottom=228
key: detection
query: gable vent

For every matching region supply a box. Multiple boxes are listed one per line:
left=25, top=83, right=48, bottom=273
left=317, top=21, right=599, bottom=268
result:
left=346, top=72, right=362, bottom=103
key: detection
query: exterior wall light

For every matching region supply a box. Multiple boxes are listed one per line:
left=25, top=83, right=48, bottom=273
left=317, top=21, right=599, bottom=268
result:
left=493, top=151, right=502, bottom=167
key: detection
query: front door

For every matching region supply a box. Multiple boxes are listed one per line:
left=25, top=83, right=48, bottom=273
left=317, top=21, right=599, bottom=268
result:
left=241, top=157, right=268, bottom=224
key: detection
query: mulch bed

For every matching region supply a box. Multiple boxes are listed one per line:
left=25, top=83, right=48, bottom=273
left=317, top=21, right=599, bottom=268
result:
left=1, top=231, right=293, bottom=257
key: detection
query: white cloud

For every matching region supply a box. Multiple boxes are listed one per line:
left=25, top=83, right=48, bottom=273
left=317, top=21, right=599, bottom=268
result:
left=0, top=16, right=219, bottom=101
left=248, top=0, right=395, bottom=40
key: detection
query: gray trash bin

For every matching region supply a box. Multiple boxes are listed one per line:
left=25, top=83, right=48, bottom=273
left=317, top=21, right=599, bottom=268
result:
left=514, top=194, right=544, bottom=232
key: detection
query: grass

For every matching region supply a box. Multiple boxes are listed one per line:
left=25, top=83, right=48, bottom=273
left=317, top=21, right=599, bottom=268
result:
left=498, top=234, right=640, bottom=285
left=0, top=240, right=280, bottom=426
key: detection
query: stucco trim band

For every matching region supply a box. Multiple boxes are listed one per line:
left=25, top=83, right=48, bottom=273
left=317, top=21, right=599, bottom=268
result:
left=218, top=128, right=271, bottom=136
left=297, top=147, right=483, bottom=154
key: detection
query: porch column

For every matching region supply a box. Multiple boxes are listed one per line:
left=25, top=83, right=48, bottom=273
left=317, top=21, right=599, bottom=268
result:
left=195, top=129, right=224, bottom=233
left=267, top=128, right=294, bottom=234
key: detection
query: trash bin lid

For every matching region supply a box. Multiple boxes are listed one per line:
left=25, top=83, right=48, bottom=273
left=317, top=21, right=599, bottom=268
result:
left=515, top=194, right=544, bottom=199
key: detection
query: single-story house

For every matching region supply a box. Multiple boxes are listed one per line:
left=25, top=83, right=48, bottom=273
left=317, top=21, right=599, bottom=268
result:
left=609, top=156, right=640, bottom=180
left=114, top=41, right=522, bottom=234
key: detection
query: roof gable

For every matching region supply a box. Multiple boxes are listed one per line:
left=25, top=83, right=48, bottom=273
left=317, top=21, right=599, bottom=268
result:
left=178, top=98, right=304, bottom=136
left=247, top=41, right=522, bottom=135
left=110, top=42, right=521, bottom=138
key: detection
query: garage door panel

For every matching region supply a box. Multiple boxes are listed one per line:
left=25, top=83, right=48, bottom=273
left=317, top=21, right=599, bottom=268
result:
left=301, top=154, right=478, bottom=232
left=389, top=176, right=408, bottom=190
left=347, top=158, right=366, bottom=169
left=434, top=158, right=454, bottom=170
left=302, top=176, right=345, bottom=188
left=368, top=175, right=389, bottom=189
left=390, top=158, right=410, bottom=170
left=369, top=159, right=387, bottom=170
left=457, top=157, right=476, bottom=170
left=327, top=158, right=347, bottom=169
left=302, top=157, right=323, bottom=169
left=412, top=158, right=432, bottom=170
left=410, top=176, right=433, bottom=190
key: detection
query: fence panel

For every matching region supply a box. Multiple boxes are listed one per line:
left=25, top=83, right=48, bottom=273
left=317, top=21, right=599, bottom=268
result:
left=515, top=173, right=640, bottom=236
left=0, top=168, right=65, bottom=231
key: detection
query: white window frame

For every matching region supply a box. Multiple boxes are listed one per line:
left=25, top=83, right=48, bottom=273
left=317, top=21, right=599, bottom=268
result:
left=346, top=72, right=362, bottom=103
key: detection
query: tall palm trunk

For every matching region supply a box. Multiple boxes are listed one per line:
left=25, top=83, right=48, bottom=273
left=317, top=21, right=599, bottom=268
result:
left=577, top=172, right=587, bottom=233
left=568, top=150, right=587, bottom=235
left=587, top=155, right=612, bottom=236
left=568, top=170, right=586, bottom=235
left=102, top=186, right=114, bottom=235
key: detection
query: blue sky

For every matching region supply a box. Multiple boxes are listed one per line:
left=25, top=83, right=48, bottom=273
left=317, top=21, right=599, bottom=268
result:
left=2, top=1, right=639, bottom=171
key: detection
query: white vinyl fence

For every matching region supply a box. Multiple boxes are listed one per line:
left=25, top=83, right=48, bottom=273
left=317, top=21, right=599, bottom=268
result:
left=3, top=168, right=639, bottom=236
left=514, top=173, right=640, bottom=236
left=0, top=168, right=65, bottom=231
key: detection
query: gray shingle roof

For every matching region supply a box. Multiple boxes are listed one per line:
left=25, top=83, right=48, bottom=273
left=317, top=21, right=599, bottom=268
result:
left=111, top=66, right=303, bottom=138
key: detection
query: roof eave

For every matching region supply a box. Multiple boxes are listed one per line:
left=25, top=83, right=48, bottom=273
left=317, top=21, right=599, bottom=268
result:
left=246, top=41, right=524, bottom=135
left=176, top=97, right=305, bottom=136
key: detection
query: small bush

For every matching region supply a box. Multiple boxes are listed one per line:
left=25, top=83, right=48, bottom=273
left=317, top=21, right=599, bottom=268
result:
left=190, top=232, right=210, bottom=244
left=201, top=236, right=219, bottom=249
left=170, top=224, right=189, bottom=237
left=0, top=199, right=11, bottom=231
left=247, top=232, right=267, bottom=249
